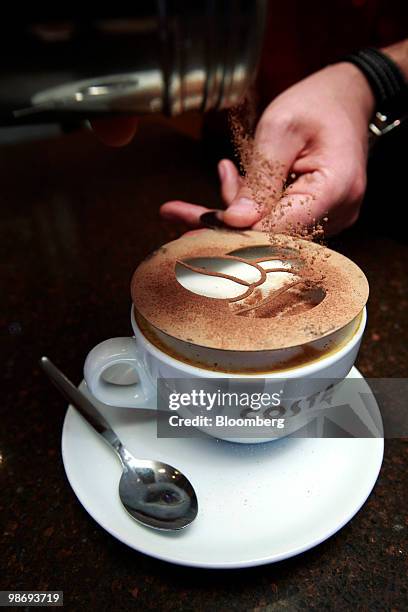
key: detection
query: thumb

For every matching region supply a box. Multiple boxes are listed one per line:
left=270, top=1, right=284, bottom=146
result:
left=222, top=185, right=264, bottom=228
left=224, top=116, right=303, bottom=228
left=217, top=159, right=261, bottom=228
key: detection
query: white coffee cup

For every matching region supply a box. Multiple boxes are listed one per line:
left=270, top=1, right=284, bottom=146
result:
left=84, top=306, right=367, bottom=443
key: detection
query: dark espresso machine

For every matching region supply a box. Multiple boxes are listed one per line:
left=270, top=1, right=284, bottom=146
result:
left=0, top=2, right=268, bottom=126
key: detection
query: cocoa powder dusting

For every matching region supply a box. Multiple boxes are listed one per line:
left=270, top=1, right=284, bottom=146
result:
left=132, top=231, right=369, bottom=352
left=228, top=99, right=327, bottom=244
left=227, top=98, right=333, bottom=308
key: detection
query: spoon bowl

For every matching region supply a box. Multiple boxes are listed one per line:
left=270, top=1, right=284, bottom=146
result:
left=118, top=455, right=197, bottom=530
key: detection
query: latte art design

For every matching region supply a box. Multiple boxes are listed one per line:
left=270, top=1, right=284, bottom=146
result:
left=131, top=231, right=369, bottom=352
left=176, top=254, right=324, bottom=318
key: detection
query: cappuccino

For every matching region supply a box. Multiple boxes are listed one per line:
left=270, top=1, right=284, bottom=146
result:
left=131, top=231, right=368, bottom=373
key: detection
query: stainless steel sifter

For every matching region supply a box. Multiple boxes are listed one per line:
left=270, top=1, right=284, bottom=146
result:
left=0, top=2, right=268, bottom=125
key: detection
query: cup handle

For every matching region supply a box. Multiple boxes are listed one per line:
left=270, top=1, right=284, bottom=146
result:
left=84, top=337, right=155, bottom=408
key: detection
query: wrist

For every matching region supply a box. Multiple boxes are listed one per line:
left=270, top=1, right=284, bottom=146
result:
left=333, top=62, right=376, bottom=120
left=339, top=47, right=408, bottom=139
left=381, top=40, right=408, bottom=82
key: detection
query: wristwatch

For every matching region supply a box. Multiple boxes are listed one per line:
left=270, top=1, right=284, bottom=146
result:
left=343, top=47, right=408, bottom=139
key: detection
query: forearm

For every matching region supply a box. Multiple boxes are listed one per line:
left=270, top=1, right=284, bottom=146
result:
left=382, top=39, right=408, bottom=81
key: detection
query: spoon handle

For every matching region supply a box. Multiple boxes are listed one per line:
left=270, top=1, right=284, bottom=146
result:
left=40, top=356, right=115, bottom=437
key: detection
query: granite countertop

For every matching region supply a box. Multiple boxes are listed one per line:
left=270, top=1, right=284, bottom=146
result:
left=1, top=119, right=407, bottom=610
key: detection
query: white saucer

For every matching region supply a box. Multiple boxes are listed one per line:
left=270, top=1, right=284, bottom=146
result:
left=61, top=367, right=383, bottom=569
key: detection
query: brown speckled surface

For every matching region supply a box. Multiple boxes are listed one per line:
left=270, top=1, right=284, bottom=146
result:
left=132, top=230, right=369, bottom=352
left=1, top=120, right=407, bottom=610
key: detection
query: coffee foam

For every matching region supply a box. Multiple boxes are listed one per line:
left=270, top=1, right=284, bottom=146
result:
left=131, top=230, right=369, bottom=352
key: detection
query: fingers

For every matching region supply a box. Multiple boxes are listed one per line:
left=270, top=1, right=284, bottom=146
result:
left=270, top=170, right=333, bottom=233
left=160, top=200, right=212, bottom=226
left=221, top=193, right=262, bottom=228
left=252, top=190, right=320, bottom=234
left=90, top=117, right=138, bottom=147
left=223, top=116, right=305, bottom=228
left=160, top=160, right=259, bottom=229
left=255, top=167, right=363, bottom=236
left=218, top=159, right=262, bottom=228
left=218, top=159, right=241, bottom=203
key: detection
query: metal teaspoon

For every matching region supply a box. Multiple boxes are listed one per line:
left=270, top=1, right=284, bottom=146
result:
left=40, top=356, right=198, bottom=531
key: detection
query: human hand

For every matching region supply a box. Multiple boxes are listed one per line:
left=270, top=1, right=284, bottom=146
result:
left=161, top=62, right=375, bottom=235
left=90, top=117, right=138, bottom=147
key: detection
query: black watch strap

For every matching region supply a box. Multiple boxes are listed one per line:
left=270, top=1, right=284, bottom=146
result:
left=343, top=47, right=408, bottom=137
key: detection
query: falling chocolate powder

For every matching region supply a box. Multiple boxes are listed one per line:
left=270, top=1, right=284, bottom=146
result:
left=228, top=98, right=326, bottom=244
left=226, top=98, right=334, bottom=315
